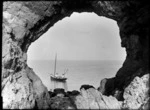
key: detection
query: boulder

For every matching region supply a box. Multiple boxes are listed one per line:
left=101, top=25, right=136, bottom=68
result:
left=2, top=66, right=50, bottom=109
left=122, top=74, right=149, bottom=109
left=75, top=88, right=121, bottom=109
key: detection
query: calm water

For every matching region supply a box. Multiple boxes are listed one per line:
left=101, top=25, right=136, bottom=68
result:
left=27, top=60, right=123, bottom=91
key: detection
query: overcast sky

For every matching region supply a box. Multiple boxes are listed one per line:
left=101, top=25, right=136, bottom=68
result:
left=27, top=12, right=126, bottom=61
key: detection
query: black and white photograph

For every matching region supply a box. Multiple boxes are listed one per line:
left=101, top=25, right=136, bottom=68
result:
left=2, top=1, right=149, bottom=109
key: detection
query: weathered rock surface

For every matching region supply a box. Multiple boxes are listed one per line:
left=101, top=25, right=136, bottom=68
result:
left=122, top=74, right=149, bottom=109
left=2, top=1, right=149, bottom=109
left=75, top=88, right=122, bottom=109
left=2, top=66, right=50, bottom=109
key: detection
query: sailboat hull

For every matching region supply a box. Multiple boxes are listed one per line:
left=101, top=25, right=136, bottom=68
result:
left=50, top=74, right=67, bottom=82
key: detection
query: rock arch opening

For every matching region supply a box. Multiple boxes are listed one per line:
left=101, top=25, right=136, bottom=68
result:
left=27, top=12, right=126, bottom=91
left=2, top=1, right=149, bottom=109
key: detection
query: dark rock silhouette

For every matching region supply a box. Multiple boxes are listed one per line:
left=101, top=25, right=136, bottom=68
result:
left=53, top=88, right=66, bottom=97
left=67, top=90, right=80, bottom=96
left=80, top=84, right=95, bottom=90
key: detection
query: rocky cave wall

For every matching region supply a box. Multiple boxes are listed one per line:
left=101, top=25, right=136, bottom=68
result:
left=2, top=1, right=149, bottom=109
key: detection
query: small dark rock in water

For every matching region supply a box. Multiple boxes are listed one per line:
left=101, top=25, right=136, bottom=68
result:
left=54, top=88, right=65, bottom=94
left=67, top=90, right=80, bottom=96
left=51, top=88, right=66, bottom=97
left=71, top=90, right=80, bottom=96
left=80, top=84, right=95, bottom=90
left=66, top=91, right=72, bottom=96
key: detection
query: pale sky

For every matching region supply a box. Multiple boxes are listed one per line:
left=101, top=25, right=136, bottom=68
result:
left=27, top=12, right=126, bottom=61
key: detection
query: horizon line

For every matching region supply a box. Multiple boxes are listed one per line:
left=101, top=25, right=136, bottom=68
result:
left=28, top=59, right=124, bottom=61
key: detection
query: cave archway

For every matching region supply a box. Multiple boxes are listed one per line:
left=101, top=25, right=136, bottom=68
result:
left=27, top=12, right=126, bottom=91
left=2, top=1, right=149, bottom=109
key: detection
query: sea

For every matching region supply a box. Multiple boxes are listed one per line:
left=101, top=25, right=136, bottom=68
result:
left=27, top=60, right=123, bottom=91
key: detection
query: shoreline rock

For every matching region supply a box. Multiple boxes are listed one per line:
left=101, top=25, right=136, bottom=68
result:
left=2, top=66, right=50, bottom=109
left=47, top=74, right=149, bottom=109
left=122, top=74, right=149, bottom=109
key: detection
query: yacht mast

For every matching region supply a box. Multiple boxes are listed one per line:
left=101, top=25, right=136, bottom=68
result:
left=54, top=53, right=57, bottom=76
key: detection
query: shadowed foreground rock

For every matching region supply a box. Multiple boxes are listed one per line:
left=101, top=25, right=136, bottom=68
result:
left=98, top=77, right=115, bottom=96
left=49, top=96, right=76, bottom=109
